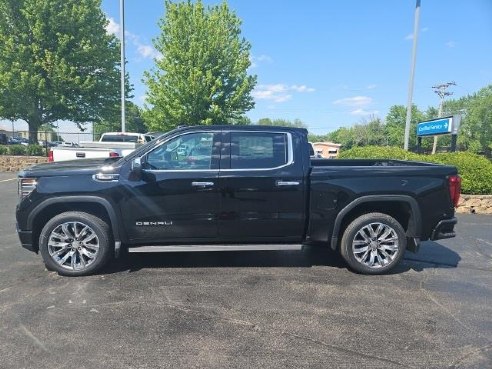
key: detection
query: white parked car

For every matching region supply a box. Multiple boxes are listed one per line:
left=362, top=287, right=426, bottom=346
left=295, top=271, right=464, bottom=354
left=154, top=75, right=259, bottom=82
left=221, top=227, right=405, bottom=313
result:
left=49, top=132, right=155, bottom=162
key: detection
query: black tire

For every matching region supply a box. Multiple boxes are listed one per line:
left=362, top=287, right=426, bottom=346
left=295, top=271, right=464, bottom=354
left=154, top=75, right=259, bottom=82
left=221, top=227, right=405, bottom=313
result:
left=340, top=212, right=406, bottom=275
left=39, top=211, right=112, bottom=276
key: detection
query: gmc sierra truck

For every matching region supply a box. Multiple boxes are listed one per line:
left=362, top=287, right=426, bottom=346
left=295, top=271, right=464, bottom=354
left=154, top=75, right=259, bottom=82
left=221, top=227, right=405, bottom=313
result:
left=16, top=125, right=460, bottom=276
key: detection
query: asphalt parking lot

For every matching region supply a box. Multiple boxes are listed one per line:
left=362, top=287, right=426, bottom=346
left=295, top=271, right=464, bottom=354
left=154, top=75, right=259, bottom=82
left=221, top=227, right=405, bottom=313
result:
left=0, top=172, right=491, bottom=369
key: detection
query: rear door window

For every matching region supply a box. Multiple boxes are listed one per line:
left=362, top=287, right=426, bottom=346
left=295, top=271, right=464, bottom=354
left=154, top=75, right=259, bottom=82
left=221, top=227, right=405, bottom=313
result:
left=230, top=132, right=288, bottom=169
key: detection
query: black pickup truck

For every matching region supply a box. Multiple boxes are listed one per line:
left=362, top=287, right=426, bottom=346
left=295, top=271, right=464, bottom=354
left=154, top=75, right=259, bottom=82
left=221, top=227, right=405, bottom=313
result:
left=16, top=125, right=460, bottom=276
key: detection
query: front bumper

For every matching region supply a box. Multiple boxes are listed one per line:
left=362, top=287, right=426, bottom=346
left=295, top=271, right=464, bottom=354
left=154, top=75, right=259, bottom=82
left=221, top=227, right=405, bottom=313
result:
left=16, top=224, right=36, bottom=253
left=430, top=217, right=457, bottom=241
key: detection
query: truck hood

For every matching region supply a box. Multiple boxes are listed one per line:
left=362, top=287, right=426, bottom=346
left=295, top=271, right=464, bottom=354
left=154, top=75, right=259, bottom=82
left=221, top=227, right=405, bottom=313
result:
left=19, top=157, right=121, bottom=177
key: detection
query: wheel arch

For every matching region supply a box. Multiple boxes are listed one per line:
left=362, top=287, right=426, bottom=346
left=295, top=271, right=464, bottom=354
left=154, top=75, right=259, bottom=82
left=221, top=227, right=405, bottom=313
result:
left=330, top=195, right=422, bottom=250
left=28, top=196, right=121, bottom=252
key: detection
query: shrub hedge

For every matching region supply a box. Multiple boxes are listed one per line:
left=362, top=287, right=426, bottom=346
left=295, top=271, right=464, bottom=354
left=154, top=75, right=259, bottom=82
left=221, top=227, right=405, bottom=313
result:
left=339, top=146, right=492, bottom=194
left=26, top=145, right=45, bottom=156
left=0, top=144, right=46, bottom=157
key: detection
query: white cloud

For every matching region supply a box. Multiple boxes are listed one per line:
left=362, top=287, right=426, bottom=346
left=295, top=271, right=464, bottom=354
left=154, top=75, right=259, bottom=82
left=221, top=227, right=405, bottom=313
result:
left=137, top=44, right=162, bottom=60
left=291, top=84, right=315, bottom=93
left=366, top=84, right=377, bottom=90
left=445, top=41, right=456, bottom=48
left=351, top=109, right=379, bottom=116
left=105, top=16, right=161, bottom=60
left=250, top=54, right=273, bottom=68
left=405, top=27, right=429, bottom=40
left=106, top=17, right=120, bottom=37
left=333, top=96, right=372, bottom=107
left=252, top=84, right=315, bottom=103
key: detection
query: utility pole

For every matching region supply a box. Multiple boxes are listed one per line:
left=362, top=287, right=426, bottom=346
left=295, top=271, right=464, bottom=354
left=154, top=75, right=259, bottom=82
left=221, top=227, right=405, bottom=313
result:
left=404, top=0, right=421, bottom=151
left=120, top=0, right=126, bottom=133
left=431, top=81, right=455, bottom=154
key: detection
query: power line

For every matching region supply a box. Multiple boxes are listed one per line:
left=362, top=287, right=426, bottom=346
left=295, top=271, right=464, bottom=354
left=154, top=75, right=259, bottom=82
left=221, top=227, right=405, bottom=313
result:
left=431, top=81, right=455, bottom=154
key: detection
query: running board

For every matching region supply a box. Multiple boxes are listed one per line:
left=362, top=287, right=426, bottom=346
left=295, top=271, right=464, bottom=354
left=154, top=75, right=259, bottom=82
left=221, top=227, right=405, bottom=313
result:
left=128, top=244, right=303, bottom=253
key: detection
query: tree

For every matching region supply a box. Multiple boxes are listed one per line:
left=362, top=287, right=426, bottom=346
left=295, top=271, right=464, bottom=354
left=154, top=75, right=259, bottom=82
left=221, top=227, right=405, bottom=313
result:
left=144, top=0, right=256, bottom=131
left=456, top=85, right=492, bottom=155
left=385, top=105, right=425, bottom=148
left=0, top=0, right=124, bottom=143
left=326, top=127, right=354, bottom=148
left=257, top=118, right=307, bottom=129
left=94, top=101, right=147, bottom=137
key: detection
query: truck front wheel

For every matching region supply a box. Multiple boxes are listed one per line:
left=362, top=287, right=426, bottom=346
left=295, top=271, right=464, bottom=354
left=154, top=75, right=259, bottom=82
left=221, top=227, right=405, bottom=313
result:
left=39, top=211, right=112, bottom=276
left=340, top=212, right=406, bottom=274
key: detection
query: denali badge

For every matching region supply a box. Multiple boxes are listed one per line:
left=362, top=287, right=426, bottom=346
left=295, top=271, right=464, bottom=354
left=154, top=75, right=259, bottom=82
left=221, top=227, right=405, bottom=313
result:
left=136, top=221, right=173, bottom=226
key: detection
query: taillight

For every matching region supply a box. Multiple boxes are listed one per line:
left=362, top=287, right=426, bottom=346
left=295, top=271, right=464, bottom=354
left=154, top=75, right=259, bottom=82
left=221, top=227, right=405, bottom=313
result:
left=448, top=175, right=461, bottom=208
left=109, top=151, right=120, bottom=158
left=48, top=149, right=54, bottom=162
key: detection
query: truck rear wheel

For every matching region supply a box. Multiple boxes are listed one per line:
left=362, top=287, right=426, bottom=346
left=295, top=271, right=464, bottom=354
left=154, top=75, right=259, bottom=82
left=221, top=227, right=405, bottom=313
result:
left=340, top=212, right=406, bottom=274
left=39, top=211, right=112, bottom=276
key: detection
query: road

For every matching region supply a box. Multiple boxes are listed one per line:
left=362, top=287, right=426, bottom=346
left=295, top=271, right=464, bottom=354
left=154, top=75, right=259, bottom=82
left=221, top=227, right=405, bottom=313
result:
left=0, top=172, right=491, bottom=369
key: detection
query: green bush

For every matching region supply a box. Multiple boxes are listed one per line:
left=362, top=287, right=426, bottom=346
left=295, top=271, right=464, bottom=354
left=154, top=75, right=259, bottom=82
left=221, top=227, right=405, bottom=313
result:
left=339, top=146, right=422, bottom=161
left=26, top=144, right=45, bottom=156
left=430, top=152, right=492, bottom=195
left=339, top=146, right=492, bottom=194
left=8, top=144, right=27, bottom=156
left=0, top=145, right=8, bottom=155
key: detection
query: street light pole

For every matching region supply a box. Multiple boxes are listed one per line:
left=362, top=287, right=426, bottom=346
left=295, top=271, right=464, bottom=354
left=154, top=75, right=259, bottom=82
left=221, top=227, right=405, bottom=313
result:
left=120, top=0, right=126, bottom=133
left=404, top=0, right=421, bottom=151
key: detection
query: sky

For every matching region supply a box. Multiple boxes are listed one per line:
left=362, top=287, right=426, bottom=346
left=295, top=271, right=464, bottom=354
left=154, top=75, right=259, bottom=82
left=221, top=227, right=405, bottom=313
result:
left=3, top=0, right=492, bottom=137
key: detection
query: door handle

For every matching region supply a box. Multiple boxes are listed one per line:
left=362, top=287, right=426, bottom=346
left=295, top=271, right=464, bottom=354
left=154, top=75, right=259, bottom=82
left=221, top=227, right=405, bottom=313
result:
left=276, top=180, right=300, bottom=186
left=191, top=181, right=214, bottom=187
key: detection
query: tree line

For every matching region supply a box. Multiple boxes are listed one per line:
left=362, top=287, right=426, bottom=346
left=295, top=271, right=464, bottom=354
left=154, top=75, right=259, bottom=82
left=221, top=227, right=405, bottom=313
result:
left=0, top=0, right=490, bottom=156
left=308, top=85, right=492, bottom=155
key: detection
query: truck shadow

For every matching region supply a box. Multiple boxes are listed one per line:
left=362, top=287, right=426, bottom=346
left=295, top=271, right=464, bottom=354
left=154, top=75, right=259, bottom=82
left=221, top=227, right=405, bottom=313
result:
left=108, top=241, right=460, bottom=274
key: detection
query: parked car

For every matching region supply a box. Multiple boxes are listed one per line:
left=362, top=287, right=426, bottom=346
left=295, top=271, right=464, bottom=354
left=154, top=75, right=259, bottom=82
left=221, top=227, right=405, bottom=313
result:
left=16, top=125, right=460, bottom=276
left=48, top=132, right=154, bottom=162
left=0, top=133, right=7, bottom=145
left=8, top=136, right=22, bottom=145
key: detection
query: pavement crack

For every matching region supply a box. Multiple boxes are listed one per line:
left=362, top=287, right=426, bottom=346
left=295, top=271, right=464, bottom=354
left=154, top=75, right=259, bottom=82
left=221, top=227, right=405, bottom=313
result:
left=19, top=324, right=49, bottom=352
left=280, top=331, right=413, bottom=368
left=448, top=343, right=492, bottom=368
left=418, top=270, right=489, bottom=341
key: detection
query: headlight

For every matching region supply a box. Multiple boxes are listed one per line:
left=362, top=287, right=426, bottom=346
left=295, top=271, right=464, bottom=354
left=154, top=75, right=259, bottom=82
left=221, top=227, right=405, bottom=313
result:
left=18, top=178, right=37, bottom=199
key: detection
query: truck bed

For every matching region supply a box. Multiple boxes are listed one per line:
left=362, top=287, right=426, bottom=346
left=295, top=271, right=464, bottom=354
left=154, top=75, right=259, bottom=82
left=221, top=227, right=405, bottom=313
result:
left=311, top=158, right=436, bottom=167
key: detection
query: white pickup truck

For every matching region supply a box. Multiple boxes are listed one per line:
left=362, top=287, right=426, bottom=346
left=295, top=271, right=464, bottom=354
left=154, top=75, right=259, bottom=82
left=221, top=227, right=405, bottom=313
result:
left=48, top=132, right=155, bottom=162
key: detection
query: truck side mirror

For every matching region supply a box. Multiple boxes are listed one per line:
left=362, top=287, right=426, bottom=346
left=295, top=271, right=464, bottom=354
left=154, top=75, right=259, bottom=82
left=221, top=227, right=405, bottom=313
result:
left=131, top=157, right=143, bottom=179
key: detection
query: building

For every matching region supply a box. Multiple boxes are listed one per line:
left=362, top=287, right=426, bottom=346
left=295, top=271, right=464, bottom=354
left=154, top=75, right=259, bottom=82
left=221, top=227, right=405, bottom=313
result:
left=17, top=130, right=56, bottom=142
left=0, top=126, right=56, bottom=142
left=312, top=142, right=341, bottom=159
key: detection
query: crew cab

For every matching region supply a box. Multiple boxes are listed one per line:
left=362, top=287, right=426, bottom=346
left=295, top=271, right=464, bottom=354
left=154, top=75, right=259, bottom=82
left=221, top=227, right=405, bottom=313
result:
left=16, top=125, right=460, bottom=276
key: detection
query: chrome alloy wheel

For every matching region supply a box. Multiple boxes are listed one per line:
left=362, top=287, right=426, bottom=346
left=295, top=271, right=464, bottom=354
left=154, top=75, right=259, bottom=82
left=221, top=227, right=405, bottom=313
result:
left=352, top=222, right=399, bottom=269
left=47, top=222, right=100, bottom=271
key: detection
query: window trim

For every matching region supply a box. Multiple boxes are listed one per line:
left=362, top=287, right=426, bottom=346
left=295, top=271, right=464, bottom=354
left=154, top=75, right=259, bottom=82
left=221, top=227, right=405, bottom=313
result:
left=223, top=131, right=293, bottom=172
left=142, top=130, right=221, bottom=172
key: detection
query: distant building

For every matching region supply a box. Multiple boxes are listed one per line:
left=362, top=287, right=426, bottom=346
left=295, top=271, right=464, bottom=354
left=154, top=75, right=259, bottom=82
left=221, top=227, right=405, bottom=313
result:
left=0, top=126, right=56, bottom=142
left=312, top=142, right=341, bottom=159
left=17, top=130, right=56, bottom=142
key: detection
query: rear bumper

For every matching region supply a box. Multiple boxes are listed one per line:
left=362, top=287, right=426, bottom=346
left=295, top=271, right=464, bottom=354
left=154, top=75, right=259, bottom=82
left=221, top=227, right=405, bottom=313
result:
left=430, top=217, right=457, bottom=241
left=16, top=224, right=36, bottom=253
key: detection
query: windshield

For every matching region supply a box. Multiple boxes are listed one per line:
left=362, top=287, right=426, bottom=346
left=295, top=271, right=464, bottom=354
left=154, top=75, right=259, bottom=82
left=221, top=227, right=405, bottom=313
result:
left=101, top=134, right=139, bottom=143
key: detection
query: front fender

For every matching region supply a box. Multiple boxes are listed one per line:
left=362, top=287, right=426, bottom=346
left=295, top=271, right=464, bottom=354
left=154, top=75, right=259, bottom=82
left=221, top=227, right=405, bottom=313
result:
left=27, top=196, right=122, bottom=244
